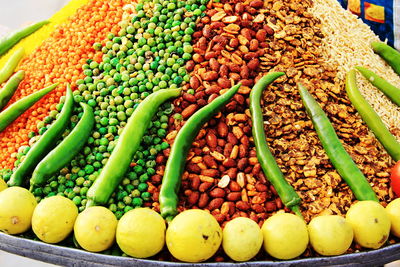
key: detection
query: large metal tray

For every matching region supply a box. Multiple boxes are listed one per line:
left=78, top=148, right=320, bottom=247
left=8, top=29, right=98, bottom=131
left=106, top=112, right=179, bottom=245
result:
left=1, top=232, right=400, bottom=266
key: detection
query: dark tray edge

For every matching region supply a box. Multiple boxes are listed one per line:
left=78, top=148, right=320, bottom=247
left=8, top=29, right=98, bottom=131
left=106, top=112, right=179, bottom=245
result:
left=1, top=232, right=400, bottom=267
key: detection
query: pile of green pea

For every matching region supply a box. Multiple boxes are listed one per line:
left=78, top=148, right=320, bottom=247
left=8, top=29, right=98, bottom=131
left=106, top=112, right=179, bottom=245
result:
left=4, top=0, right=207, bottom=219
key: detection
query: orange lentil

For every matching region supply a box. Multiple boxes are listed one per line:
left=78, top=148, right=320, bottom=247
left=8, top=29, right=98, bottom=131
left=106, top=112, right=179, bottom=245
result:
left=0, top=0, right=130, bottom=169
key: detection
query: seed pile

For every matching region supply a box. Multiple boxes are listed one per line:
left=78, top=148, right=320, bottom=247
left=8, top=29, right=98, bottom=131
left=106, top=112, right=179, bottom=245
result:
left=150, top=0, right=286, bottom=227
left=5, top=0, right=207, bottom=218
left=0, top=0, right=128, bottom=170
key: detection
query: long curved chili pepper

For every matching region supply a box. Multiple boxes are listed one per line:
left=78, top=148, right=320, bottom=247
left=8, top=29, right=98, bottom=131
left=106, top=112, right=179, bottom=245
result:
left=0, top=48, right=24, bottom=84
left=9, top=84, right=74, bottom=187
left=355, top=66, right=400, bottom=107
left=346, top=69, right=400, bottom=161
left=0, top=83, right=58, bottom=133
left=371, top=42, right=400, bottom=75
left=86, top=88, right=181, bottom=207
left=250, top=72, right=302, bottom=218
left=160, top=83, right=241, bottom=222
left=298, top=83, right=378, bottom=202
left=0, top=70, right=24, bottom=110
left=29, top=102, right=94, bottom=190
left=0, top=20, right=49, bottom=57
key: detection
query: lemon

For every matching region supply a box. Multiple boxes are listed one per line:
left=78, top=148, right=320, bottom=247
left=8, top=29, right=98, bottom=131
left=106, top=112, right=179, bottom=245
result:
left=346, top=200, right=390, bottom=249
left=166, top=209, right=222, bottom=263
left=32, top=195, right=78, bottom=243
left=262, top=213, right=309, bottom=259
left=387, top=198, right=400, bottom=238
left=74, top=206, right=117, bottom=252
left=222, top=217, right=263, bottom=261
left=0, top=187, right=36, bottom=234
left=117, top=208, right=165, bottom=258
left=0, top=178, right=7, bottom=192
left=308, top=215, right=353, bottom=256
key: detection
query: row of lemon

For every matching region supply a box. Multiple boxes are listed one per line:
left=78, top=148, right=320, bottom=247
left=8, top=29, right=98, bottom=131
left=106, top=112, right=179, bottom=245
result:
left=0, top=180, right=400, bottom=262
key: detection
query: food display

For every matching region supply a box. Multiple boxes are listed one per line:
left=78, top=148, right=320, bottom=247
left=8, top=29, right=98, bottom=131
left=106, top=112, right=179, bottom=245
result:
left=1, top=0, right=400, bottom=265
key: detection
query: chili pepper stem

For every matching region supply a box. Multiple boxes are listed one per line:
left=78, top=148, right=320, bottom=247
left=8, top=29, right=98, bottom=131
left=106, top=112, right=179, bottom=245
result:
left=291, top=205, right=303, bottom=219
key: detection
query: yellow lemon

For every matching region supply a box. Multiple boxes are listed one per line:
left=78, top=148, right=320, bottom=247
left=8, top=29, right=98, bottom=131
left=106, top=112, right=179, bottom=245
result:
left=346, top=201, right=390, bottom=249
left=32, top=195, right=78, bottom=243
left=117, top=208, right=165, bottom=258
left=0, top=178, right=7, bottom=192
left=222, top=217, right=263, bottom=261
left=308, top=215, right=353, bottom=256
left=387, top=198, right=400, bottom=238
left=262, top=213, right=309, bottom=259
left=0, top=187, right=36, bottom=234
left=166, top=209, right=222, bottom=263
left=74, top=206, right=117, bottom=252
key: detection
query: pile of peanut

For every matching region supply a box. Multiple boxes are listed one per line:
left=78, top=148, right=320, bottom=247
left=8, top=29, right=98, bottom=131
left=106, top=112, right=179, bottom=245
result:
left=149, top=0, right=394, bottom=234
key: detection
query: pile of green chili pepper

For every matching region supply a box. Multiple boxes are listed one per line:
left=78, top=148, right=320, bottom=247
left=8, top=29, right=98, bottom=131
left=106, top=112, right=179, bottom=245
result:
left=159, top=83, right=241, bottom=222
left=355, top=66, right=400, bottom=107
left=299, top=83, right=378, bottom=202
left=86, top=88, right=181, bottom=207
left=0, top=70, right=24, bottom=110
left=250, top=72, right=302, bottom=218
left=0, top=48, right=25, bottom=84
left=0, top=83, right=58, bottom=133
left=0, top=20, right=48, bottom=57
left=346, top=69, right=400, bottom=162
left=372, top=42, right=400, bottom=75
left=8, top=84, right=74, bottom=187
left=30, top=102, right=95, bottom=190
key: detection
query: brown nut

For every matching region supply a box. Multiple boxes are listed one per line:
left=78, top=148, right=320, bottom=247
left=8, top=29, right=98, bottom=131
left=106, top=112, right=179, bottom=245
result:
left=209, top=58, right=220, bottom=71
left=189, top=76, right=201, bottom=89
left=226, top=192, right=241, bottom=201
left=226, top=168, right=238, bottom=179
left=229, top=181, right=241, bottom=192
left=206, top=132, right=218, bottom=148
left=187, top=163, right=201, bottom=174
left=236, top=200, right=250, bottom=211
left=217, top=122, right=229, bottom=138
left=209, top=198, right=224, bottom=210
left=210, top=188, right=226, bottom=198
left=187, top=192, right=200, bottom=205
left=223, top=158, right=236, bottom=168
left=249, top=39, right=259, bottom=51
left=250, top=0, right=264, bottom=8
left=182, top=104, right=198, bottom=119
left=256, top=29, right=267, bottom=42
left=217, top=77, right=231, bottom=88
left=183, top=93, right=197, bottom=103
left=247, top=58, right=260, bottom=70
left=213, top=213, right=226, bottom=224
left=201, top=168, right=220, bottom=177
left=202, top=71, right=219, bottom=81
left=198, top=193, right=210, bottom=208
left=190, top=175, right=201, bottom=190
left=255, top=183, right=268, bottom=192
left=199, top=182, right=214, bottom=192
left=205, top=51, right=218, bottom=60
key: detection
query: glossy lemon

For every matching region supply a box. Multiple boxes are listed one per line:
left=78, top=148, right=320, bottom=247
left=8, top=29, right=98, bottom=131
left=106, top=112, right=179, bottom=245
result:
left=117, top=208, right=165, bottom=258
left=74, top=206, right=117, bottom=252
left=262, top=213, right=309, bottom=259
left=0, top=187, right=36, bottom=234
left=166, top=209, right=222, bottom=263
left=346, top=201, right=390, bottom=249
left=32, top=196, right=78, bottom=243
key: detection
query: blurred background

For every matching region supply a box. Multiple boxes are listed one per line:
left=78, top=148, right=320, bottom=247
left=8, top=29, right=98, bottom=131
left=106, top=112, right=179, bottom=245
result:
left=0, top=0, right=69, bottom=30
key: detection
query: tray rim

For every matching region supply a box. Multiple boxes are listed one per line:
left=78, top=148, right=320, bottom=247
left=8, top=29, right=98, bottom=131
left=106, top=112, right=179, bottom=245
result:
left=1, top=232, right=400, bottom=267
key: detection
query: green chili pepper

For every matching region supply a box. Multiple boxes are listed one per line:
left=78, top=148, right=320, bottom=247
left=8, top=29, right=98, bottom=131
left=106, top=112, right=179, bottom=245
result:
left=0, top=70, right=24, bottom=110
left=160, top=83, right=241, bottom=222
left=298, top=83, right=378, bottom=202
left=346, top=69, right=400, bottom=161
left=0, top=48, right=25, bottom=84
left=371, top=42, right=400, bottom=75
left=0, top=20, right=49, bottom=57
left=0, top=83, right=58, bottom=133
left=250, top=72, right=302, bottom=217
left=86, top=88, right=181, bottom=207
left=9, top=84, right=74, bottom=187
left=30, top=102, right=94, bottom=190
left=355, top=66, right=400, bottom=107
